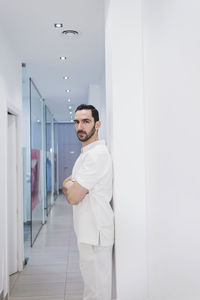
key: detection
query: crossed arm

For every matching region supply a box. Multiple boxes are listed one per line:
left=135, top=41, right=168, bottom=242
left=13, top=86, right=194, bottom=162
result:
left=62, top=175, right=89, bottom=205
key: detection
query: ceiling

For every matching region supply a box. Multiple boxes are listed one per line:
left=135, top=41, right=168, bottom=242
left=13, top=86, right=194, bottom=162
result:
left=0, top=0, right=105, bottom=121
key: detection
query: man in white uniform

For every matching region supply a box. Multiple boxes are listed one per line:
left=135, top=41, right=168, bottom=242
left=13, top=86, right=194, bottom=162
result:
left=62, top=104, right=114, bottom=300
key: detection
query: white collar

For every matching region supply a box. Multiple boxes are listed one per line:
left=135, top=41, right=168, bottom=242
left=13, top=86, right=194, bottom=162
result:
left=81, top=140, right=105, bottom=153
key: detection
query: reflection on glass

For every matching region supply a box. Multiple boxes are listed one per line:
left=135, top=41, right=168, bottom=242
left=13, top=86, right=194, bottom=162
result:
left=22, top=66, right=31, bottom=255
left=30, top=79, right=43, bottom=245
left=46, top=107, right=52, bottom=215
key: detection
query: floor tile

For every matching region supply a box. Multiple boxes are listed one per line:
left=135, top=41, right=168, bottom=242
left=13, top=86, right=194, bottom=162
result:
left=9, top=296, right=64, bottom=300
left=23, top=264, right=67, bottom=275
left=65, top=296, right=82, bottom=300
left=28, top=254, right=68, bottom=265
left=10, top=282, right=65, bottom=297
left=10, top=195, right=83, bottom=300
left=66, top=272, right=83, bottom=283
left=9, top=272, right=19, bottom=292
left=16, top=272, right=66, bottom=284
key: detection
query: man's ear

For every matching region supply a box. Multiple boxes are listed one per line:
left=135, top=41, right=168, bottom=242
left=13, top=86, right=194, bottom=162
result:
left=95, top=120, right=101, bottom=130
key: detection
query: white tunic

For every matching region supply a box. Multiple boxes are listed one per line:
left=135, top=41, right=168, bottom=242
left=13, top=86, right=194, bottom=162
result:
left=72, top=140, right=114, bottom=246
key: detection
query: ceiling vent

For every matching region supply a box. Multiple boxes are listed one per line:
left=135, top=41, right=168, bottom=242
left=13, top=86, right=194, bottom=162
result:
left=61, top=30, right=79, bottom=38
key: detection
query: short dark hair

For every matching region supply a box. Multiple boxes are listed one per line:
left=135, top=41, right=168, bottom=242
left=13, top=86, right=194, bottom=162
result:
left=75, top=104, right=99, bottom=122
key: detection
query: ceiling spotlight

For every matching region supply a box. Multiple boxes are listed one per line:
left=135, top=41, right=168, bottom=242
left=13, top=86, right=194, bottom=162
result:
left=60, top=56, right=67, bottom=60
left=63, top=76, right=69, bottom=80
left=70, top=111, right=72, bottom=115
left=62, top=29, right=79, bottom=38
left=69, top=106, right=72, bottom=109
left=54, top=23, right=63, bottom=28
left=66, top=89, right=70, bottom=93
left=67, top=99, right=71, bottom=102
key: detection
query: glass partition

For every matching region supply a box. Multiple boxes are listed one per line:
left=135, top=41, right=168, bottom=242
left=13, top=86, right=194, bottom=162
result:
left=22, top=66, right=31, bottom=255
left=45, top=107, right=53, bottom=215
left=30, top=79, right=43, bottom=245
left=54, top=121, right=58, bottom=199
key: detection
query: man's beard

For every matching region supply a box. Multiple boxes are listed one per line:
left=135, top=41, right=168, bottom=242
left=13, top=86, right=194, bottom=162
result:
left=77, top=125, right=96, bottom=142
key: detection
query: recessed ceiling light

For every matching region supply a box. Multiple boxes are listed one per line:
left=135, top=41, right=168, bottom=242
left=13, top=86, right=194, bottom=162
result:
left=66, top=89, right=70, bottom=93
left=62, top=30, right=78, bottom=38
left=67, top=99, right=71, bottom=102
left=71, top=120, right=74, bottom=122
left=69, top=106, right=72, bottom=109
left=70, top=111, right=72, bottom=115
left=60, top=56, right=67, bottom=60
left=63, top=76, right=69, bottom=80
left=54, top=23, right=63, bottom=28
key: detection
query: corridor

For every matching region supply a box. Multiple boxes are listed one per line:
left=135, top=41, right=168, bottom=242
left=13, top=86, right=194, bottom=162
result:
left=9, top=195, right=83, bottom=300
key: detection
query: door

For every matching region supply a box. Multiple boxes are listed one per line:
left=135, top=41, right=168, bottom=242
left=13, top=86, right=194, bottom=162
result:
left=7, top=113, right=18, bottom=275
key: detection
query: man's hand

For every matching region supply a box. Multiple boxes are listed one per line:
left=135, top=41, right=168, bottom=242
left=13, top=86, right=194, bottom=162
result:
left=62, top=175, right=72, bottom=195
left=66, top=181, right=88, bottom=205
left=62, top=176, right=88, bottom=205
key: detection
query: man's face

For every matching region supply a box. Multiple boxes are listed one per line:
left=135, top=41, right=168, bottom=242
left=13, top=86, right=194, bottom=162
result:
left=74, top=109, right=96, bottom=142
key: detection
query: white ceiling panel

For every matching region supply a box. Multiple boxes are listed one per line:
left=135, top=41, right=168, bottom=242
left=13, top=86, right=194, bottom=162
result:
left=0, top=0, right=105, bottom=121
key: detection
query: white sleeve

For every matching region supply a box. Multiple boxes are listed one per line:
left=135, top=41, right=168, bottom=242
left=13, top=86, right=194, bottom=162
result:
left=74, top=151, right=109, bottom=190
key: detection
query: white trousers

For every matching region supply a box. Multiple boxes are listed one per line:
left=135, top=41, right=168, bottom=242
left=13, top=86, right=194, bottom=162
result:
left=78, top=243, right=113, bottom=300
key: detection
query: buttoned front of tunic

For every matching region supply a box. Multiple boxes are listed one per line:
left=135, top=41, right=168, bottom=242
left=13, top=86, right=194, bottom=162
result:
left=72, top=140, right=114, bottom=246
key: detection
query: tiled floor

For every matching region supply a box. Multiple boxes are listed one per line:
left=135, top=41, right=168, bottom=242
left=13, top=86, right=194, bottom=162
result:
left=9, top=194, right=83, bottom=300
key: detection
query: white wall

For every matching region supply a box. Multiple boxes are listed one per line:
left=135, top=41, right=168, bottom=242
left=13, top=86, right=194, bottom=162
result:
left=88, top=75, right=107, bottom=141
left=0, top=78, right=8, bottom=297
left=143, top=0, right=200, bottom=299
left=105, top=1, right=147, bottom=299
left=106, top=0, right=200, bottom=299
left=0, top=24, right=22, bottom=296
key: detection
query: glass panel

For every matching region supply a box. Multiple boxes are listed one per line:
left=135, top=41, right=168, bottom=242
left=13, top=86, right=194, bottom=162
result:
left=57, top=123, right=81, bottom=190
left=43, top=106, right=47, bottom=221
left=45, top=107, right=52, bottom=215
left=54, top=121, right=58, bottom=199
left=22, top=66, right=31, bottom=256
left=30, top=79, right=43, bottom=245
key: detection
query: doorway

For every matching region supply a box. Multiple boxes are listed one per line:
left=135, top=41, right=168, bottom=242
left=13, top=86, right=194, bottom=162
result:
left=7, top=113, right=18, bottom=275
